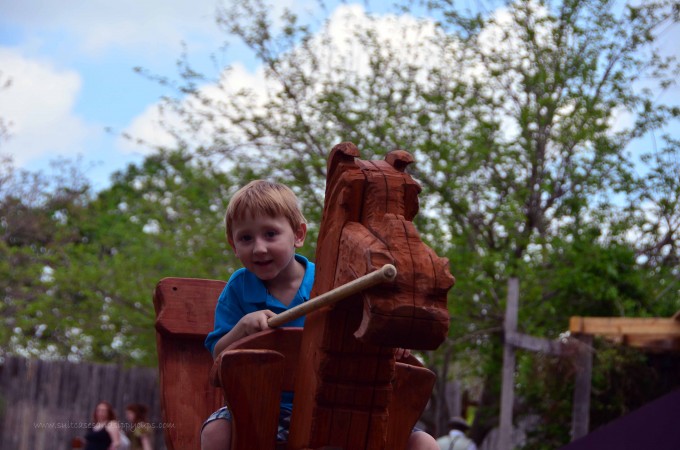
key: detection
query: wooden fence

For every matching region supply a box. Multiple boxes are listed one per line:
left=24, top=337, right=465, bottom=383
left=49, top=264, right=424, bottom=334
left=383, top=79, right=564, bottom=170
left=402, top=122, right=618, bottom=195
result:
left=0, top=356, right=166, bottom=450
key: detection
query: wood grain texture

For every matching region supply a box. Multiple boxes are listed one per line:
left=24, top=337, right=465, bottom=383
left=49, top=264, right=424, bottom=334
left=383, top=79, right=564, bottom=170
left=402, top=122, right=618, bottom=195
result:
left=153, top=277, right=226, bottom=450
left=218, top=350, right=285, bottom=450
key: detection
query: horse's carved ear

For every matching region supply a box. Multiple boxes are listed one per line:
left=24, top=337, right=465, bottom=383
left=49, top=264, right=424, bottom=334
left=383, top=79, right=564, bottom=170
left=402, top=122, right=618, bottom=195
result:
left=385, top=150, right=415, bottom=172
left=328, top=142, right=360, bottom=177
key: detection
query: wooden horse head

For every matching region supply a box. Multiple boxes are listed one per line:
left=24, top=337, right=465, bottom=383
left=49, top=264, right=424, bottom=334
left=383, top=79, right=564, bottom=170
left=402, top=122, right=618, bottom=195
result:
left=288, top=142, right=455, bottom=449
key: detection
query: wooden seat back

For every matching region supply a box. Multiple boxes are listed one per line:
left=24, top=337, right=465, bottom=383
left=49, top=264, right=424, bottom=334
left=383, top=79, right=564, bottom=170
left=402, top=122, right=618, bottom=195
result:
left=154, top=277, right=226, bottom=450
left=154, top=277, right=304, bottom=450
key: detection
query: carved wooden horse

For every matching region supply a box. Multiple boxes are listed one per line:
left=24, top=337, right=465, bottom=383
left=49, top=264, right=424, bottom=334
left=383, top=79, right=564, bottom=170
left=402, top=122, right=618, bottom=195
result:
left=286, top=142, right=455, bottom=449
left=154, top=142, right=454, bottom=450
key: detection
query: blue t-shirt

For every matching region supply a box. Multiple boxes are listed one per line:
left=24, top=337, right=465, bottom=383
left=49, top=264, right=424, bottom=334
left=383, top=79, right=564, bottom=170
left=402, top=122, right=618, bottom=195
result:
left=205, top=254, right=315, bottom=413
left=205, top=253, right=315, bottom=355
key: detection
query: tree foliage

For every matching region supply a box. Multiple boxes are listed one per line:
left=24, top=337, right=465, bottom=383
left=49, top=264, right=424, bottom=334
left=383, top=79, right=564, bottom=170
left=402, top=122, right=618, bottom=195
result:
left=1, top=0, right=678, bottom=446
left=136, top=0, right=679, bottom=444
left=1, top=150, right=241, bottom=366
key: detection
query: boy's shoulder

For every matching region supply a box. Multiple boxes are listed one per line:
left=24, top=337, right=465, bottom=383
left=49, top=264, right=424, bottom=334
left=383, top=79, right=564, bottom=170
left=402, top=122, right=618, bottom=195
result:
left=297, top=254, right=314, bottom=269
left=221, top=268, right=268, bottom=306
left=228, top=266, right=249, bottom=282
left=226, top=266, right=261, bottom=291
left=298, top=254, right=315, bottom=287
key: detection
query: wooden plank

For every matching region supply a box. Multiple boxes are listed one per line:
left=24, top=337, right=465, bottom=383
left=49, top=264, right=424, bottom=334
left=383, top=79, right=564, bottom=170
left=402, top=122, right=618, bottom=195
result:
left=569, top=316, right=680, bottom=336
left=154, top=277, right=225, bottom=337
left=385, top=361, right=436, bottom=450
left=218, top=350, right=285, bottom=450
left=571, top=334, right=593, bottom=441
left=610, top=335, right=680, bottom=352
left=505, top=331, right=567, bottom=356
left=498, top=277, right=519, bottom=450
left=215, top=328, right=302, bottom=391
left=156, top=336, right=222, bottom=450
left=154, top=277, right=226, bottom=450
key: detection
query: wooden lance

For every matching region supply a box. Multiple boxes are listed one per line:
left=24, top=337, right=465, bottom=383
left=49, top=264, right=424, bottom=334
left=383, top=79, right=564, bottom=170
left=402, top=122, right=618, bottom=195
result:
left=267, top=264, right=397, bottom=328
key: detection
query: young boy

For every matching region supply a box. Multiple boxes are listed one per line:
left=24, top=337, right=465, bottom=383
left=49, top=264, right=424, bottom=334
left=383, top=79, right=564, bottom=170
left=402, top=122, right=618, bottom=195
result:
left=201, top=180, right=438, bottom=450
left=202, top=179, right=313, bottom=450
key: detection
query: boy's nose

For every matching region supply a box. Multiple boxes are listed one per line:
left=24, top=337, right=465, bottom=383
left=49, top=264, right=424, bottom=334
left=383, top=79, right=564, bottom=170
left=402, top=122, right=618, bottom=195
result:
left=253, top=238, right=267, bottom=254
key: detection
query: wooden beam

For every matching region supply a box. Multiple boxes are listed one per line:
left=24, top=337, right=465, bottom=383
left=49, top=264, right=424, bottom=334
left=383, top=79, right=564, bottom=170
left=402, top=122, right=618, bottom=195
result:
left=499, top=278, right=519, bottom=450
left=506, top=331, right=567, bottom=356
left=569, top=317, right=680, bottom=337
left=606, top=335, right=680, bottom=352
left=571, top=334, right=593, bottom=441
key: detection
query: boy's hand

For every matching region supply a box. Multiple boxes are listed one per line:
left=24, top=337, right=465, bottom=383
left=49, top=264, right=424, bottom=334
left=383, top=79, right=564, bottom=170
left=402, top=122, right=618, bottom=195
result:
left=212, top=309, right=277, bottom=358
left=395, top=348, right=411, bottom=360
left=240, top=310, right=276, bottom=336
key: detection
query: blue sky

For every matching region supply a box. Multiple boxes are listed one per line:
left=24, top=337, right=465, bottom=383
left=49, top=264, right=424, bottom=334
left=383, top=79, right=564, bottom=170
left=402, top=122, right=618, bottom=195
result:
left=1, top=0, right=678, bottom=192
left=0, top=0, right=292, bottom=189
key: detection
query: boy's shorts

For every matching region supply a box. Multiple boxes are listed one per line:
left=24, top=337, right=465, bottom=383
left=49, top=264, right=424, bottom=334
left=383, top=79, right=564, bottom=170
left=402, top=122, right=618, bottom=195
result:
left=202, top=406, right=292, bottom=442
left=203, top=406, right=421, bottom=442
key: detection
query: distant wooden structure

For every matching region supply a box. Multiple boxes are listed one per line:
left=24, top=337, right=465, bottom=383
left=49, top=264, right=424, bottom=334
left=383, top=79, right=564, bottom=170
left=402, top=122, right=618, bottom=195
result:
left=566, top=310, right=680, bottom=441
left=497, top=278, right=578, bottom=449
left=570, top=311, right=680, bottom=352
left=154, top=142, right=456, bottom=450
left=497, top=287, right=680, bottom=449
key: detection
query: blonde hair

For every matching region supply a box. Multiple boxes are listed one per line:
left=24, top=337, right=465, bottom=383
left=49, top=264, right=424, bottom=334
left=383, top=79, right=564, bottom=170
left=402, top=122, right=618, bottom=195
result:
left=225, top=180, right=306, bottom=245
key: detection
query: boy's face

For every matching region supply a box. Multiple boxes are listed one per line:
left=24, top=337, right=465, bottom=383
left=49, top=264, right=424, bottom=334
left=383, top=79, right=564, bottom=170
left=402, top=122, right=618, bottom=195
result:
left=230, top=213, right=306, bottom=283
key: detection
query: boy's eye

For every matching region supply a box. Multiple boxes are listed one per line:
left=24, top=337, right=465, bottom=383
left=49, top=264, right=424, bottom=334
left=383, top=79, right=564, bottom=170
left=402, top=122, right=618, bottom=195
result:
left=265, top=230, right=278, bottom=238
left=238, top=235, right=252, bottom=242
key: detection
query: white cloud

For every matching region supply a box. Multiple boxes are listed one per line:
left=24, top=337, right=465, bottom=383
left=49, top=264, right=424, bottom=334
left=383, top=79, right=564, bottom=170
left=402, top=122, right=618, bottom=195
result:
left=0, top=48, right=96, bottom=166
left=118, top=62, right=270, bottom=154
left=298, top=4, right=449, bottom=84
left=0, top=0, right=328, bottom=174
left=118, top=104, right=177, bottom=155
left=120, top=0, right=680, bottom=163
left=119, top=4, right=447, bottom=151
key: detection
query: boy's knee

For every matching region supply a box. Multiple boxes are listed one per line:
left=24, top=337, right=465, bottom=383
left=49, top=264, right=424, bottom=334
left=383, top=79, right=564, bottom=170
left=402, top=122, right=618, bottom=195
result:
left=201, top=419, right=231, bottom=450
left=407, top=430, right=439, bottom=450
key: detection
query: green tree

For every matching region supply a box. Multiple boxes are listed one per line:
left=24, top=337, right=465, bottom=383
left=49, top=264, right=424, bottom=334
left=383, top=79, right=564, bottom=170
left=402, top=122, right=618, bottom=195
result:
left=1, top=150, right=243, bottom=366
left=139, top=0, right=679, bottom=445
left=1, top=156, right=93, bottom=360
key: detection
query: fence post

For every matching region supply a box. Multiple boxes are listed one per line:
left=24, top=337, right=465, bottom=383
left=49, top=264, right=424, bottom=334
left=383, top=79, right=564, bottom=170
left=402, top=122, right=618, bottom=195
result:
left=571, top=334, right=593, bottom=440
left=498, top=277, right=519, bottom=450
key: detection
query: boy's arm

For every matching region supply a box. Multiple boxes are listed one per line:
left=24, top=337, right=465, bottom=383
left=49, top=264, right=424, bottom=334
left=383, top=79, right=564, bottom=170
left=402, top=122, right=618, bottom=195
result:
left=212, top=309, right=277, bottom=359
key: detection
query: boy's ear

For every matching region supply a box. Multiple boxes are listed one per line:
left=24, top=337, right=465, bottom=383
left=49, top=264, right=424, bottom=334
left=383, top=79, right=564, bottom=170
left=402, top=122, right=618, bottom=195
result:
left=294, top=223, right=307, bottom=248
left=227, top=235, right=240, bottom=256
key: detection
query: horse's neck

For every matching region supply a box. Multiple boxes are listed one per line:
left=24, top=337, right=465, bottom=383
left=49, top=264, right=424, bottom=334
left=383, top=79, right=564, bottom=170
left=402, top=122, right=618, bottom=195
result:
left=287, top=304, right=394, bottom=449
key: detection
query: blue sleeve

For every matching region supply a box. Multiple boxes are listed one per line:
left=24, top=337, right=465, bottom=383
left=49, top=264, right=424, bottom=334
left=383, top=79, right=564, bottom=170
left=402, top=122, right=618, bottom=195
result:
left=204, top=274, right=246, bottom=355
left=204, top=257, right=314, bottom=356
